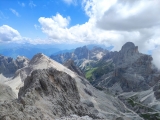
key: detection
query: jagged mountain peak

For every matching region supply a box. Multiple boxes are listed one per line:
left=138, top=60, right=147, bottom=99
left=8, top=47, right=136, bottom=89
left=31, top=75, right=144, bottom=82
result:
left=120, top=42, right=139, bottom=56
left=28, top=53, right=73, bottom=74
left=29, top=53, right=46, bottom=65
left=122, top=42, right=135, bottom=49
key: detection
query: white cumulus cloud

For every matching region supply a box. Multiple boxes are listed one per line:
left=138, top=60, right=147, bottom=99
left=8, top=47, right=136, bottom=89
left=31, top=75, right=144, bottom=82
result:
left=0, top=25, right=22, bottom=42
left=96, top=0, right=160, bottom=31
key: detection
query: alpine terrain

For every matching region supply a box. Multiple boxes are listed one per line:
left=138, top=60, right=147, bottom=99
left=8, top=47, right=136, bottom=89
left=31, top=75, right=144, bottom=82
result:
left=0, top=52, right=143, bottom=120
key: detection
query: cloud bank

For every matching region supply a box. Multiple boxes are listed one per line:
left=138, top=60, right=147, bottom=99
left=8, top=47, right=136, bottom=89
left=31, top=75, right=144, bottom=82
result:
left=152, top=47, right=160, bottom=70
left=37, top=0, right=160, bottom=52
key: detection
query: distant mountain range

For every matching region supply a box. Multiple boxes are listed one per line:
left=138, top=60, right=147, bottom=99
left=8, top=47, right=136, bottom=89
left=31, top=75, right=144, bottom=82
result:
left=0, top=45, right=60, bottom=59
left=0, top=43, right=110, bottom=59
left=50, top=46, right=108, bottom=70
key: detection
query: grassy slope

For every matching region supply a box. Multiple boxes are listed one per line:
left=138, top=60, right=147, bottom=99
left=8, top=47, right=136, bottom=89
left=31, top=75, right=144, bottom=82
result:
left=85, top=60, right=114, bottom=82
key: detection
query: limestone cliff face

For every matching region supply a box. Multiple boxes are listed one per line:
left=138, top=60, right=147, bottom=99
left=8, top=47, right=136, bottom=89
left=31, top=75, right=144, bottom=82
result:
left=93, top=42, right=160, bottom=93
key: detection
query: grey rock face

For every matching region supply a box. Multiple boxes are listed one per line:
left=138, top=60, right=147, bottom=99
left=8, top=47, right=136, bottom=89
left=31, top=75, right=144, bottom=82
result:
left=0, top=68, right=99, bottom=120
left=64, top=59, right=85, bottom=77
left=0, top=55, right=29, bottom=77
left=20, top=68, right=100, bottom=118
left=91, top=42, right=160, bottom=93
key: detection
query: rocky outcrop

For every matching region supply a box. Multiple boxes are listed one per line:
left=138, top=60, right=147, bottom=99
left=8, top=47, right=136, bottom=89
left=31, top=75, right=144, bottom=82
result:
left=19, top=68, right=99, bottom=119
left=0, top=55, right=29, bottom=77
left=64, top=59, right=85, bottom=77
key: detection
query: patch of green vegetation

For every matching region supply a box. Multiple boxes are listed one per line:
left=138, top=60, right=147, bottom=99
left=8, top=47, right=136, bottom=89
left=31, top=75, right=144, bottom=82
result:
left=140, top=113, right=160, bottom=120
left=130, top=96, right=138, bottom=101
left=95, top=86, right=104, bottom=91
left=94, top=63, right=114, bottom=78
left=127, top=97, right=155, bottom=112
left=127, top=98, right=136, bottom=107
left=85, top=67, right=97, bottom=81
left=84, top=60, right=114, bottom=82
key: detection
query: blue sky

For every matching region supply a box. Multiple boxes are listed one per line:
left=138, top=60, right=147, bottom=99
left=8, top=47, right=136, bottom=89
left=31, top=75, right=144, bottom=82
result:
left=0, top=0, right=88, bottom=39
